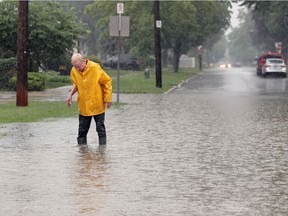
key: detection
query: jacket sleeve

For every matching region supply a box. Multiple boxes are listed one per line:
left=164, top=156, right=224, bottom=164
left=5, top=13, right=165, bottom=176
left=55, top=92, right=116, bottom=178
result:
left=70, top=69, right=77, bottom=88
left=98, top=65, right=112, bottom=102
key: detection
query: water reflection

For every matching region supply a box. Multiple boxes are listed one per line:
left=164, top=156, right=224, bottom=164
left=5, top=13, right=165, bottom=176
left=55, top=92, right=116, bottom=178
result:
left=76, top=145, right=109, bottom=215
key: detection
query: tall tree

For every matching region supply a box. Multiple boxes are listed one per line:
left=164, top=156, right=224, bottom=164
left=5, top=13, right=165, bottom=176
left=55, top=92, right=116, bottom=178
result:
left=85, top=1, right=231, bottom=72
left=241, top=1, right=288, bottom=56
left=161, top=1, right=198, bottom=72
left=0, top=1, right=88, bottom=71
left=85, top=1, right=154, bottom=63
left=228, top=9, right=258, bottom=64
left=161, top=1, right=231, bottom=72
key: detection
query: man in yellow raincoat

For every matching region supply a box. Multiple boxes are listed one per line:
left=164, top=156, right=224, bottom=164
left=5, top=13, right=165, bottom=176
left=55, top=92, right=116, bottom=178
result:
left=66, top=53, right=112, bottom=145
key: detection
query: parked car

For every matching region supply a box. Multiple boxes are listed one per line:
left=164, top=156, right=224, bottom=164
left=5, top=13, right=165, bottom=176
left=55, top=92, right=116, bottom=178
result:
left=256, top=52, right=285, bottom=75
left=261, top=58, right=287, bottom=78
left=103, top=54, right=140, bottom=70
left=232, top=62, right=242, bottom=67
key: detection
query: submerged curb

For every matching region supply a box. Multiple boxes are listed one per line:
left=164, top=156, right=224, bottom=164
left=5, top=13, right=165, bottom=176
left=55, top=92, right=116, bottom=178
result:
left=164, top=70, right=204, bottom=94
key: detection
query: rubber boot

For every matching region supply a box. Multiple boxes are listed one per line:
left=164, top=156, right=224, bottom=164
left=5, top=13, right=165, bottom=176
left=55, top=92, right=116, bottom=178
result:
left=99, top=137, right=106, bottom=145
left=77, top=137, right=87, bottom=145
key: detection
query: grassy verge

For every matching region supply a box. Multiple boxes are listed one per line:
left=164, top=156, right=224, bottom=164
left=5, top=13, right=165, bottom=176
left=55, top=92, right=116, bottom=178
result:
left=0, top=67, right=199, bottom=123
left=112, top=68, right=198, bottom=93
left=0, top=101, right=78, bottom=123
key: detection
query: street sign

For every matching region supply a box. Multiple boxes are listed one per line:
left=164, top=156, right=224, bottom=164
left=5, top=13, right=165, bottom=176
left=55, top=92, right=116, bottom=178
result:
left=275, top=42, right=282, bottom=53
left=109, top=16, right=130, bottom=37
left=117, top=3, right=124, bottom=14
left=156, top=20, right=162, bottom=28
left=197, top=45, right=203, bottom=55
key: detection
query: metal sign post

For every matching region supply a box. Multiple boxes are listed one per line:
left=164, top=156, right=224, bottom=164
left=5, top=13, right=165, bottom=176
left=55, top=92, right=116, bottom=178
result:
left=109, top=3, right=129, bottom=103
left=116, top=3, right=123, bottom=103
left=198, top=45, right=203, bottom=71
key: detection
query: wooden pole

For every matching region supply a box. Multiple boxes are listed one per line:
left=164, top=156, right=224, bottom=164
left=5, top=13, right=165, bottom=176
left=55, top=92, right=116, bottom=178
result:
left=17, top=0, right=29, bottom=106
left=154, top=0, right=162, bottom=88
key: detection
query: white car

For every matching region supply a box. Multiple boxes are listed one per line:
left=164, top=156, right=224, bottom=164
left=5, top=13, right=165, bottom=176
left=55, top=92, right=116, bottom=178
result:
left=261, top=58, right=287, bottom=78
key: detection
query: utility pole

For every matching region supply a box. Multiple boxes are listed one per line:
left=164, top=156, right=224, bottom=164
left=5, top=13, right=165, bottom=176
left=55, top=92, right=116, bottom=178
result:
left=17, top=0, right=29, bottom=106
left=154, top=0, right=162, bottom=88
left=198, top=45, right=203, bottom=71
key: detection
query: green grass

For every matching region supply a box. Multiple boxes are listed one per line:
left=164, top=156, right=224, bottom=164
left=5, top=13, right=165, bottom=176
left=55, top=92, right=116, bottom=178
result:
left=106, top=69, right=136, bottom=78
left=113, top=68, right=198, bottom=93
left=0, top=101, right=78, bottom=123
left=0, top=101, right=127, bottom=124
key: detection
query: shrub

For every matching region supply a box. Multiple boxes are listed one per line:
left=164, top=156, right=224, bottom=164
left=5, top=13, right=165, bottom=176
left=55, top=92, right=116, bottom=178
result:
left=8, top=70, right=71, bottom=91
left=0, top=58, right=17, bottom=90
left=44, top=71, right=71, bottom=88
left=9, top=72, right=45, bottom=91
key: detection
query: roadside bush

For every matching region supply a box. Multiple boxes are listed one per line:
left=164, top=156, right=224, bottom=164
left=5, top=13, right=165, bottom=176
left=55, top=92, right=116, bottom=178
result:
left=44, top=71, right=71, bottom=88
left=9, top=72, right=45, bottom=91
left=42, top=56, right=72, bottom=75
left=8, top=70, right=71, bottom=91
left=0, top=58, right=17, bottom=90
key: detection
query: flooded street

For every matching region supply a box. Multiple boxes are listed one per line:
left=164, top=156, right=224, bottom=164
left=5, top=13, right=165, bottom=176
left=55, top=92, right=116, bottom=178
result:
left=1, top=67, right=288, bottom=215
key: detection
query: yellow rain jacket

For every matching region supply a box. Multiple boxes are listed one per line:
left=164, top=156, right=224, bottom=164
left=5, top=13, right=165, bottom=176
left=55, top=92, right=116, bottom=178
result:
left=70, top=59, right=112, bottom=116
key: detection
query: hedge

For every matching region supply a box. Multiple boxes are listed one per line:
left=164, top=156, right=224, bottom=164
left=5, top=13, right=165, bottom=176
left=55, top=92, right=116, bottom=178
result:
left=9, top=72, right=46, bottom=91
left=0, top=58, right=17, bottom=90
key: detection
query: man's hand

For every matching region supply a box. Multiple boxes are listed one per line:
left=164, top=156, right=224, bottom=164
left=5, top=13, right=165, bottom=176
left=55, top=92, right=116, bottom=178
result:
left=105, top=102, right=112, bottom=108
left=66, top=96, right=72, bottom=108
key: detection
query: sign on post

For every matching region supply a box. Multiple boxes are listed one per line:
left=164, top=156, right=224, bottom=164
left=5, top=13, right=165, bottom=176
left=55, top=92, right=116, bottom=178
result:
left=156, top=20, right=162, bottom=28
left=275, top=42, right=282, bottom=53
left=117, top=3, right=124, bottom=14
left=109, top=16, right=130, bottom=37
left=197, top=45, right=203, bottom=55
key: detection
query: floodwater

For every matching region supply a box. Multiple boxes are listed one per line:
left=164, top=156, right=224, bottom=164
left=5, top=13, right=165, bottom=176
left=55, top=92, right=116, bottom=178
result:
left=1, top=67, right=288, bottom=215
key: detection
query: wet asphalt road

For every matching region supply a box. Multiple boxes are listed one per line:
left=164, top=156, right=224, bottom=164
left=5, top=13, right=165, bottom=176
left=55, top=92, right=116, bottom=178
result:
left=1, top=66, right=288, bottom=215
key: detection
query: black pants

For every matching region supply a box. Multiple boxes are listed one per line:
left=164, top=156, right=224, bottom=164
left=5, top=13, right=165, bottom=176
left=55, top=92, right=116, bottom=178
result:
left=78, top=113, right=106, bottom=139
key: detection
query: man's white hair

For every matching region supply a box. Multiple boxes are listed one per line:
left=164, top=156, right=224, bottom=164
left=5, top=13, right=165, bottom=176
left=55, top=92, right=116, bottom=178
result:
left=71, top=53, right=84, bottom=64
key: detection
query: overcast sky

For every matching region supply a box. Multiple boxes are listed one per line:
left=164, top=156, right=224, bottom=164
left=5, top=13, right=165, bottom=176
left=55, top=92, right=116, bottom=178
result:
left=226, top=2, right=242, bottom=35
left=231, top=2, right=241, bottom=28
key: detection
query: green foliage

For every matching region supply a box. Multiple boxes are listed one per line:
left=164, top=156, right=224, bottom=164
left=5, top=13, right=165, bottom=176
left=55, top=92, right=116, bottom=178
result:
left=0, top=3, right=18, bottom=57
left=227, top=9, right=258, bottom=64
left=0, top=58, right=17, bottom=90
left=9, top=72, right=45, bottom=91
left=86, top=54, right=103, bottom=67
left=241, top=1, right=288, bottom=56
left=44, top=71, right=71, bottom=88
left=85, top=1, right=231, bottom=72
left=43, top=54, right=72, bottom=76
left=0, top=1, right=88, bottom=71
left=28, top=73, right=45, bottom=91
left=8, top=71, right=71, bottom=91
